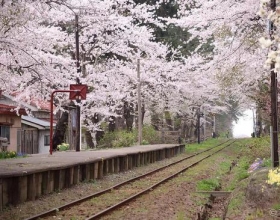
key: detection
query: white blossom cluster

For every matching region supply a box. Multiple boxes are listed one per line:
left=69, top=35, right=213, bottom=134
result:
left=1, top=0, right=270, bottom=132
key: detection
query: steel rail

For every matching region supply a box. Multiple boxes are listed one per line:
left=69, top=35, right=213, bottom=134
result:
left=25, top=139, right=232, bottom=220
left=86, top=141, right=235, bottom=220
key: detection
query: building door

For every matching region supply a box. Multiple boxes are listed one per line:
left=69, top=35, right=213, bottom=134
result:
left=17, top=129, right=39, bottom=154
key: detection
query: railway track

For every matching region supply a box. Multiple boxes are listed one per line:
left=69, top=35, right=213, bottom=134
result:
left=26, top=140, right=234, bottom=220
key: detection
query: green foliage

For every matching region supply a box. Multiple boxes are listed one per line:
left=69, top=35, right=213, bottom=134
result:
left=238, top=137, right=270, bottom=161
left=155, top=1, right=179, bottom=18
left=99, top=131, right=117, bottom=148
left=142, top=125, right=160, bottom=144
left=99, top=130, right=136, bottom=148
left=111, top=131, right=136, bottom=148
left=150, top=112, right=161, bottom=130
left=235, top=158, right=249, bottom=181
left=100, top=121, right=107, bottom=131
left=218, top=161, right=232, bottom=175
left=164, top=111, right=172, bottom=120
left=0, top=151, right=17, bottom=159
left=227, top=191, right=245, bottom=213
left=262, top=158, right=272, bottom=167
left=196, top=178, right=220, bottom=191
left=186, top=138, right=226, bottom=153
left=57, top=143, right=69, bottom=151
left=226, top=178, right=248, bottom=216
left=174, top=115, right=181, bottom=131
left=237, top=170, right=249, bottom=181
left=215, top=113, right=233, bottom=136
left=141, top=140, right=149, bottom=145
left=99, top=126, right=160, bottom=148
left=226, top=158, right=250, bottom=190
left=272, top=203, right=280, bottom=210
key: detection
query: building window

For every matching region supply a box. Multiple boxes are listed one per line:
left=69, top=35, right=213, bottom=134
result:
left=0, top=126, right=10, bottom=141
left=44, top=135, right=50, bottom=146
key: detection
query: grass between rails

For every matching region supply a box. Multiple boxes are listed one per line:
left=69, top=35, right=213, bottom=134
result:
left=185, top=137, right=228, bottom=153
left=187, top=138, right=233, bottom=192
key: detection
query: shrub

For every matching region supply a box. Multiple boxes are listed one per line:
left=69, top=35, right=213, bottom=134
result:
left=57, top=143, right=69, bottom=151
left=99, top=132, right=117, bottom=148
left=267, top=168, right=280, bottom=186
left=99, top=130, right=136, bottom=148
left=111, top=131, right=136, bottom=148
left=141, top=139, right=149, bottom=145
left=236, top=158, right=250, bottom=180
left=99, top=126, right=160, bottom=148
left=238, top=137, right=270, bottom=161
left=196, top=178, right=220, bottom=191
left=142, top=125, right=160, bottom=144
left=262, top=158, right=272, bottom=167
left=0, top=151, right=17, bottom=159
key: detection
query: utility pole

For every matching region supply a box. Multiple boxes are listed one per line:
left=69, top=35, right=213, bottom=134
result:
left=270, top=0, right=279, bottom=167
left=137, top=59, right=142, bottom=145
left=212, top=114, right=216, bottom=138
left=197, top=108, right=201, bottom=144
left=75, top=14, right=81, bottom=152
left=252, top=109, right=256, bottom=137
left=203, top=109, right=206, bottom=140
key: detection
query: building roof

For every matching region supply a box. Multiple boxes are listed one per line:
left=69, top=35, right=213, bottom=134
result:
left=0, top=104, right=26, bottom=116
left=3, top=93, right=50, bottom=111
left=21, top=115, right=56, bottom=130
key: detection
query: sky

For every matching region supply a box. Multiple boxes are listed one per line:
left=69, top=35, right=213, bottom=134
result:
left=232, top=109, right=254, bottom=138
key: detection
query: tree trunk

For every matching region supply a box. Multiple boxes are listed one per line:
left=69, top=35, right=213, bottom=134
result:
left=165, top=111, right=173, bottom=131
left=53, top=111, right=68, bottom=150
left=85, top=130, right=95, bottom=148
left=124, top=101, right=134, bottom=132
left=109, top=116, right=116, bottom=132
left=256, top=107, right=262, bottom=138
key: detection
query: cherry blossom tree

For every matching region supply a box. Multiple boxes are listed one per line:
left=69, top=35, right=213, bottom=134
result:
left=0, top=0, right=74, bottom=106
left=170, top=0, right=266, bottom=110
left=1, top=0, right=263, bottom=144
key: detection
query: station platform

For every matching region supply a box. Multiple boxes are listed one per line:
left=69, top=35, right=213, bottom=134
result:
left=0, top=144, right=185, bottom=210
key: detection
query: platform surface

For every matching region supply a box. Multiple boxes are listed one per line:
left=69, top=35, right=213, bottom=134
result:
left=0, top=144, right=179, bottom=177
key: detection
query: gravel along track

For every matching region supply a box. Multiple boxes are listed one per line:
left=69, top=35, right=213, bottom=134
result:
left=32, top=140, right=233, bottom=220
